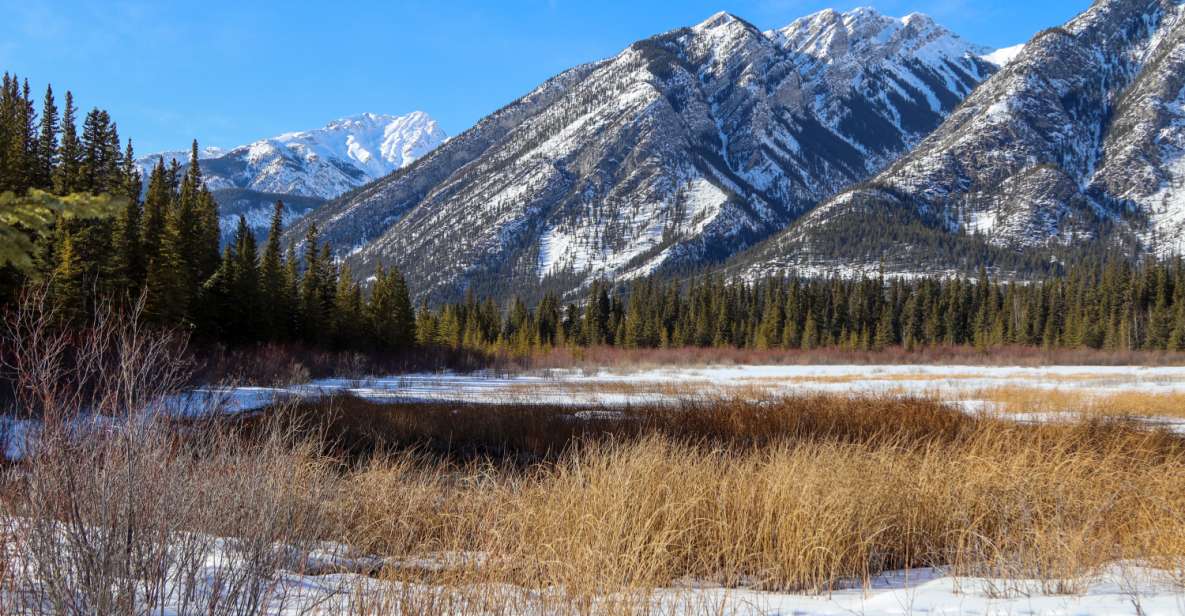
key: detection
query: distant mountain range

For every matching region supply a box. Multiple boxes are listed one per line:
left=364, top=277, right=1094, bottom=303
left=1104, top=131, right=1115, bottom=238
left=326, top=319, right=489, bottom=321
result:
left=139, top=112, right=446, bottom=240
left=287, top=7, right=1003, bottom=303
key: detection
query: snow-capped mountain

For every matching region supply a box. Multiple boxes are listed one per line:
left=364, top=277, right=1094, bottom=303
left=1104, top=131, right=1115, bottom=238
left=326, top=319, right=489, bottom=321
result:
left=139, top=112, right=447, bottom=242
left=140, top=112, right=447, bottom=200
left=289, top=8, right=994, bottom=303
left=738, top=0, right=1185, bottom=278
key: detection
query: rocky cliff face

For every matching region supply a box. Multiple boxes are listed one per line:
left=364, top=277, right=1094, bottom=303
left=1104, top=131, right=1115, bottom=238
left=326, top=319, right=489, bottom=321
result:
left=739, top=0, right=1185, bottom=279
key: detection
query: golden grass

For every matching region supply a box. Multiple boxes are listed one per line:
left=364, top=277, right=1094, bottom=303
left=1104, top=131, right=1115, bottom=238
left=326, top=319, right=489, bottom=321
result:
left=286, top=394, right=1185, bottom=608
left=971, top=386, right=1185, bottom=418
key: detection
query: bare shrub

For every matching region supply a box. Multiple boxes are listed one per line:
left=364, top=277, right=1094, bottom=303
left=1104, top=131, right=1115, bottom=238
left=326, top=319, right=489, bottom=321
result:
left=0, top=289, right=345, bottom=615
left=0, top=285, right=191, bottom=425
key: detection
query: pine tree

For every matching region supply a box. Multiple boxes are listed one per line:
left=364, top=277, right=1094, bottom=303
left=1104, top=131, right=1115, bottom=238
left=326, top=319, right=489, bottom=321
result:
left=54, top=91, right=81, bottom=194
left=0, top=76, right=36, bottom=193
left=33, top=84, right=58, bottom=190
left=143, top=221, right=187, bottom=325
left=332, top=263, right=362, bottom=348
left=368, top=264, right=415, bottom=352
left=874, top=303, right=896, bottom=350
left=140, top=158, right=170, bottom=266
left=389, top=267, right=415, bottom=351
left=299, top=224, right=324, bottom=343
left=260, top=201, right=287, bottom=339
left=231, top=215, right=262, bottom=340
left=201, top=245, right=238, bottom=340
left=112, top=140, right=144, bottom=291
left=80, top=108, right=117, bottom=192
left=282, top=243, right=300, bottom=340
left=801, top=312, right=818, bottom=351
left=195, top=186, right=221, bottom=281
left=583, top=280, right=611, bottom=345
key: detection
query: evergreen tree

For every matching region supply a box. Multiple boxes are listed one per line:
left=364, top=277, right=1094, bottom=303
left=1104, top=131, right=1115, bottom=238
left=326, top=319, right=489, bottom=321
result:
left=54, top=91, right=81, bottom=194
left=140, top=158, right=170, bottom=266
left=33, top=84, right=58, bottom=190
left=112, top=141, right=144, bottom=291
left=231, top=215, right=262, bottom=339
left=368, top=264, right=415, bottom=352
left=49, top=230, right=85, bottom=323
left=80, top=108, right=121, bottom=193
left=299, top=224, right=324, bottom=343
left=260, top=201, right=287, bottom=339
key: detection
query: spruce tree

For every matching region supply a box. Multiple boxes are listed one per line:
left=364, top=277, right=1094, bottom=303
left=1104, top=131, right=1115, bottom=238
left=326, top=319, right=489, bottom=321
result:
left=143, top=221, right=187, bottom=325
left=874, top=303, right=896, bottom=350
left=140, top=159, right=169, bottom=266
left=388, top=266, right=416, bottom=351
left=282, top=243, right=300, bottom=340
left=34, top=84, right=58, bottom=191
left=260, top=201, right=287, bottom=339
left=54, top=91, right=81, bottom=194
left=231, top=215, right=261, bottom=339
left=112, top=140, right=144, bottom=291
left=299, top=224, right=324, bottom=342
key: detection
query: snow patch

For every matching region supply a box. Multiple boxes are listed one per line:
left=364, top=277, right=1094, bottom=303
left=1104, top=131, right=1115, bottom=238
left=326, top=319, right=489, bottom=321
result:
left=982, top=43, right=1025, bottom=67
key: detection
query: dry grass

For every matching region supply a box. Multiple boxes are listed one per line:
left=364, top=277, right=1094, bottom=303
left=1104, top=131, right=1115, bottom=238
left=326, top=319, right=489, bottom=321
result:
left=971, top=386, right=1185, bottom=419
left=262, top=394, right=1185, bottom=608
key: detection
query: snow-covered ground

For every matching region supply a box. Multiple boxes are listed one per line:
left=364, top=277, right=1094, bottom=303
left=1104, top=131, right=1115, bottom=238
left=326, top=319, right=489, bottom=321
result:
left=187, top=363, right=1185, bottom=413
left=52, top=554, right=1184, bottom=616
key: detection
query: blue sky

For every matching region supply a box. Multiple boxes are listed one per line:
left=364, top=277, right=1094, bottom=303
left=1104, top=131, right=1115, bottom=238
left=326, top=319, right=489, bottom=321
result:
left=0, top=0, right=1088, bottom=154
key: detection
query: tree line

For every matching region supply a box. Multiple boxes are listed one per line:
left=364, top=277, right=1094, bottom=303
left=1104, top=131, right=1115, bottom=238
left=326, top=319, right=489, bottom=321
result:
left=419, top=260, right=1185, bottom=354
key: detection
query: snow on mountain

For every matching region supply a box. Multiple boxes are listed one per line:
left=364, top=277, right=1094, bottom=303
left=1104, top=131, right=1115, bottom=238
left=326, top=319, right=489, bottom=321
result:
left=736, top=0, right=1185, bottom=279
left=288, top=8, right=994, bottom=303
left=982, top=43, right=1025, bottom=67
left=138, top=112, right=447, bottom=242
left=141, top=111, right=446, bottom=201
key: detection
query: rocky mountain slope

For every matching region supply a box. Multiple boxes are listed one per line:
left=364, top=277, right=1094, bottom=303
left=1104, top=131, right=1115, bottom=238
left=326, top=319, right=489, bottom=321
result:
left=289, top=8, right=997, bottom=302
left=140, top=112, right=447, bottom=239
left=738, top=0, right=1185, bottom=279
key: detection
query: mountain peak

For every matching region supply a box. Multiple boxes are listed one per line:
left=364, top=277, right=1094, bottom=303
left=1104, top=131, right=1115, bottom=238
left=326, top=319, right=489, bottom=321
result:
left=900, top=12, right=936, bottom=29
left=845, top=6, right=884, bottom=21
left=324, top=111, right=435, bottom=131
left=694, top=11, right=742, bottom=30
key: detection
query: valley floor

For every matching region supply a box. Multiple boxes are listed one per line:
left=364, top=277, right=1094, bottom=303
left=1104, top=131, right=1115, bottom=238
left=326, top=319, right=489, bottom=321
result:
left=10, top=361, right=1185, bottom=615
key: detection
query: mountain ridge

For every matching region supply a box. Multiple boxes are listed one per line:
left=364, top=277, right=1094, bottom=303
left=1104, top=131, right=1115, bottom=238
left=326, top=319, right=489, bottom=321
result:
left=733, top=0, right=1185, bottom=280
left=287, top=7, right=995, bottom=303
